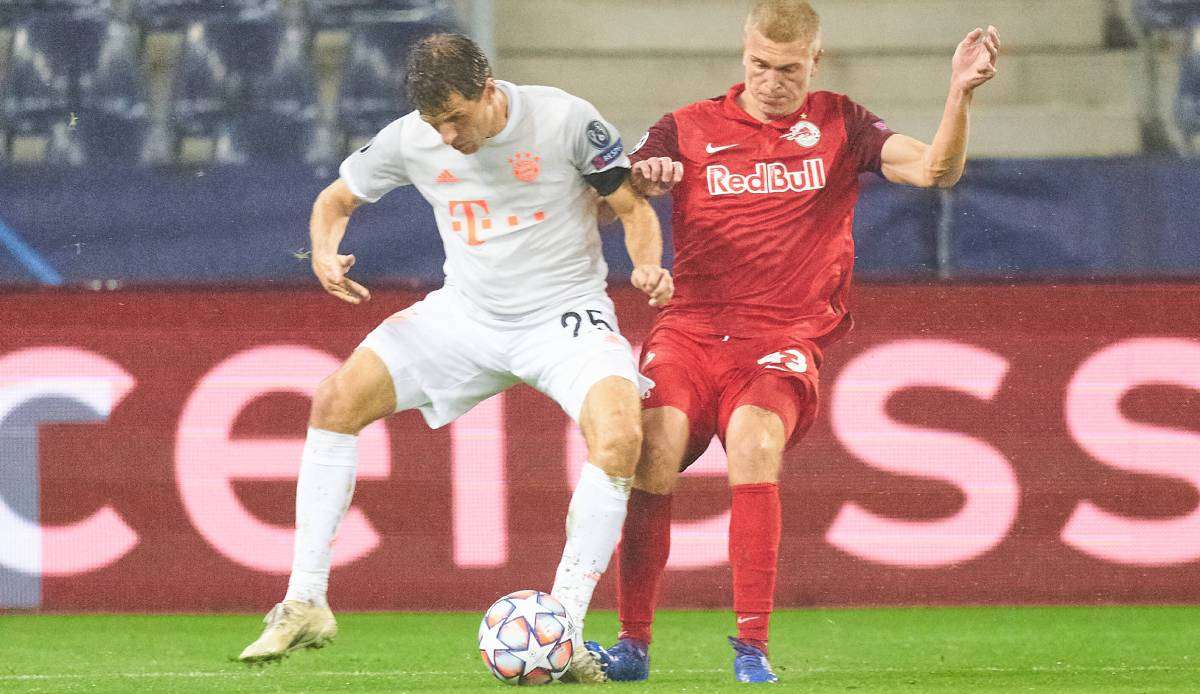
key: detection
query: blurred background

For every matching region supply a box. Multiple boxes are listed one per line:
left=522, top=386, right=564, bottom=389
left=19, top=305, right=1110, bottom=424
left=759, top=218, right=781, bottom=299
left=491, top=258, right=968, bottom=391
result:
left=1, top=1, right=1198, bottom=613
left=1, top=0, right=1199, bottom=284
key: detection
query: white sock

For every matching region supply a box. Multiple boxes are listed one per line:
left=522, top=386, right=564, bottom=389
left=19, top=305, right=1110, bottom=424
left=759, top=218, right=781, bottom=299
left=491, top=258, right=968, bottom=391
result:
left=284, top=427, right=359, bottom=608
left=551, top=462, right=632, bottom=643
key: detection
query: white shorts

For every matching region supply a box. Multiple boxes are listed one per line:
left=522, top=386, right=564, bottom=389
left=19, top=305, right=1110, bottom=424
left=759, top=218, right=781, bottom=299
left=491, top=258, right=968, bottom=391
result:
left=359, top=288, right=651, bottom=428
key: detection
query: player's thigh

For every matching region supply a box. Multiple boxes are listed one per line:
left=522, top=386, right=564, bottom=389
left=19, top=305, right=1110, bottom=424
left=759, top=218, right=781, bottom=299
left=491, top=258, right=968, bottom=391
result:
left=310, top=346, right=398, bottom=434
left=718, top=340, right=822, bottom=483
left=360, top=289, right=516, bottom=428
left=511, top=295, right=647, bottom=423
left=640, top=325, right=721, bottom=475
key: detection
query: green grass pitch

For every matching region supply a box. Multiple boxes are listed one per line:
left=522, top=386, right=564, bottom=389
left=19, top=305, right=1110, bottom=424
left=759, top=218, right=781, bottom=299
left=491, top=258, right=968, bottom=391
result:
left=2, top=607, right=1198, bottom=692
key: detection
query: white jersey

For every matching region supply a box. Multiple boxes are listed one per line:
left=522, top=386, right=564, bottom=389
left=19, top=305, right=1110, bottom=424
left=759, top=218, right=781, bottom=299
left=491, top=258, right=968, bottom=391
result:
left=339, top=81, right=630, bottom=324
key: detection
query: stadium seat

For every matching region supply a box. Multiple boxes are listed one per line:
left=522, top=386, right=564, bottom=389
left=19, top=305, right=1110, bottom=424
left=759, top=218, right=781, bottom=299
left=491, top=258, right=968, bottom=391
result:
left=2, top=17, right=106, bottom=164
left=130, top=0, right=278, bottom=29
left=167, top=21, right=279, bottom=162
left=336, top=20, right=444, bottom=147
left=166, top=19, right=322, bottom=164
left=239, top=23, right=322, bottom=163
left=76, top=20, right=149, bottom=163
left=304, top=0, right=451, bottom=28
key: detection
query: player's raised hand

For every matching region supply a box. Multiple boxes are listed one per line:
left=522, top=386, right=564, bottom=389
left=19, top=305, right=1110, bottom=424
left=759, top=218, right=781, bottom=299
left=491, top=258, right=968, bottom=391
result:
left=631, top=157, right=684, bottom=197
left=631, top=265, right=674, bottom=307
left=313, top=252, right=372, bottom=305
left=951, top=25, right=1000, bottom=93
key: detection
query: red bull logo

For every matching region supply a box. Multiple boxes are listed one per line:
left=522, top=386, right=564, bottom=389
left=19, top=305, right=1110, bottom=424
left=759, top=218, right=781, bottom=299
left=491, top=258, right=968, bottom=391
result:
left=706, top=159, right=827, bottom=196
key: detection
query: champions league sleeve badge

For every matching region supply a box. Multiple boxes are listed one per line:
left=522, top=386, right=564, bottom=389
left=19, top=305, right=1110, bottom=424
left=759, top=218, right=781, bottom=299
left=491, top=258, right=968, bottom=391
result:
left=586, top=120, right=624, bottom=170
left=586, top=120, right=613, bottom=150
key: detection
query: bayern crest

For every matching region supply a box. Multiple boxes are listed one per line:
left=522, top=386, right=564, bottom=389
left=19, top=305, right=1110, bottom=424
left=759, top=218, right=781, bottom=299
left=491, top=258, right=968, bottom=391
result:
left=508, top=151, right=541, bottom=183
left=782, top=120, right=821, bottom=147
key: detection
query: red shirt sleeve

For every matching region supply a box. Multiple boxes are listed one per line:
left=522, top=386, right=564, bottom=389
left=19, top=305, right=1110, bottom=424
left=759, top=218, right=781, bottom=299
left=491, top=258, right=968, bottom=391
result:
left=842, top=97, right=894, bottom=174
left=629, top=113, right=680, bottom=163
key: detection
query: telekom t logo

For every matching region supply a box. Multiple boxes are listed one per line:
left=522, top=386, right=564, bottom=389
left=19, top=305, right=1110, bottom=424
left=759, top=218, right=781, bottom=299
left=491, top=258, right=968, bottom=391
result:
left=449, top=200, right=490, bottom=246
left=448, top=199, right=546, bottom=246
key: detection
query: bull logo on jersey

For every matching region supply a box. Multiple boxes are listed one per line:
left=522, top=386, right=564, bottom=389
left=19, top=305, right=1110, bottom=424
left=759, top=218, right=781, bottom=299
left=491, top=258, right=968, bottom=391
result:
left=508, top=152, right=541, bottom=183
left=782, top=120, right=821, bottom=148
left=758, top=349, right=808, bottom=374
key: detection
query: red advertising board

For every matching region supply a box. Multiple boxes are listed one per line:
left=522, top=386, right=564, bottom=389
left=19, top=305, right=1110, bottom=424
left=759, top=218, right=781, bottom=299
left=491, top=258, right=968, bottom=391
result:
left=1, top=284, right=1198, bottom=611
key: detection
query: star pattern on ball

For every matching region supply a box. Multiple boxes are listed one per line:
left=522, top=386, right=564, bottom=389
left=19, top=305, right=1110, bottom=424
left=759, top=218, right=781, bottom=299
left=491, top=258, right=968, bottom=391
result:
left=521, top=634, right=558, bottom=676
left=509, top=593, right=560, bottom=632
left=478, top=616, right=508, bottom=665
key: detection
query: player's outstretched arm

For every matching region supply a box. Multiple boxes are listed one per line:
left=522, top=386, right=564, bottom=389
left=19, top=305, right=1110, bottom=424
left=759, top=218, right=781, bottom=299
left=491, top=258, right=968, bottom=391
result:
left=881, top=25, right=1000, bottom=189
left=310, top=178, right=372, bottom=305
left=605, top=177, right=674, bottom=307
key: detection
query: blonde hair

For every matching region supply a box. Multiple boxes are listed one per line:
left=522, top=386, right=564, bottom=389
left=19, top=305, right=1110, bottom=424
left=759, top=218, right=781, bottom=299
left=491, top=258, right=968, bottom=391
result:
left=745, top=0, right=821, bottom=44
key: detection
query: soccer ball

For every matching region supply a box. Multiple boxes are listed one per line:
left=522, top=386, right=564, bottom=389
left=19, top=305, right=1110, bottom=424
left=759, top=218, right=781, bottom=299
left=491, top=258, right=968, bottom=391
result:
left=478, top=589, right=576, bottom=685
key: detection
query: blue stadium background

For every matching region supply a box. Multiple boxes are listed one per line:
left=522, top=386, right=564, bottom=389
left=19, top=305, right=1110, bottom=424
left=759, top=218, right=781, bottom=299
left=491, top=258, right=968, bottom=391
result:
left=1, top=0, right=1198, bottom=286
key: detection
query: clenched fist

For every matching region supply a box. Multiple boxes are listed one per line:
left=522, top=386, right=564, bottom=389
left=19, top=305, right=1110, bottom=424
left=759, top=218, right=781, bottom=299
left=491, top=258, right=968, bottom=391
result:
left=631, top=157, right=684, bottom=197
left=631, top=265, right=673, bottom=307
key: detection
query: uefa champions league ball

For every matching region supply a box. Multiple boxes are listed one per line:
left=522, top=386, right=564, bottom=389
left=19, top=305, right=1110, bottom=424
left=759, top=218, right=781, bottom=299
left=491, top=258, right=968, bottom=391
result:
left=478, top=589, right=577, bottom=685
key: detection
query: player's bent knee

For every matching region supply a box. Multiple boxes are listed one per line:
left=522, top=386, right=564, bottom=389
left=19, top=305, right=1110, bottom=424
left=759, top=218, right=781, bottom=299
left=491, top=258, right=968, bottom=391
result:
left=588, top=423, right=642, bottom=478
left=310, top=374, right=373, bottom=435
left=580, top=376, right=644, bottom=476
left=726, top=427, right=785, bottom=485
left=728, top=429, right=781, bottom=461
left=309, top=349, right=397, bottom=435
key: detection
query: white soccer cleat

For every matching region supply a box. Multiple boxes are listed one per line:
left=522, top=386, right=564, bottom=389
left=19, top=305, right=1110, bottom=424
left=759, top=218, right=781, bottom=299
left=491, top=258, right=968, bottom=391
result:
left=558, top=646, right=609, bottom=684
left=238, top=600, right=338, bottom=664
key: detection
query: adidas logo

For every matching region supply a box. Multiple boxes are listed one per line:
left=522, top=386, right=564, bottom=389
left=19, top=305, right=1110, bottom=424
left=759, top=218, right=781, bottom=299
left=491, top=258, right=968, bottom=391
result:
left=435, top=169, right=460, bottom=184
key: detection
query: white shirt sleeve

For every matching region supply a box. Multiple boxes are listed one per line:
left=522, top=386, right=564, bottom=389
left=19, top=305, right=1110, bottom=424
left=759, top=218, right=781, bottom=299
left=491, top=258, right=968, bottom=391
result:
left=338, top=118, right=412, bottom=203
left=567, top=97, right=630, bottom=176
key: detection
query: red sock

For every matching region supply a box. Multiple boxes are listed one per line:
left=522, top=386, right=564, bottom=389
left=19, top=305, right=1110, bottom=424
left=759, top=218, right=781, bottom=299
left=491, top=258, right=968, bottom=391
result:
left=617, top=488, right=672, bottom=644
left=730, top=483, right=780, bottom=654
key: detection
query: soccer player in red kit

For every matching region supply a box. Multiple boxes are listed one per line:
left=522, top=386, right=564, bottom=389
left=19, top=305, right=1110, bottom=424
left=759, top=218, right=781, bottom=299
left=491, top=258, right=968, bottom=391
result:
left=587, top=0, right=1000, bottom=684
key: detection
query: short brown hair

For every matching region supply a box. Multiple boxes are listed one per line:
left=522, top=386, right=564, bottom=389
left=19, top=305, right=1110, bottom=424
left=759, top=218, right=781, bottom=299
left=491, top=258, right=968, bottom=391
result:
left=405, top=33, right=492, bottom=115
left=745, top=0, right=821, bottom=44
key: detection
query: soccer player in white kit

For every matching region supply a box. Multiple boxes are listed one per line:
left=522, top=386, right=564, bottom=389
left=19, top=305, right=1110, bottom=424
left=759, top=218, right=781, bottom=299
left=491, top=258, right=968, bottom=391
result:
left=237, top=34, right=673, bottom=682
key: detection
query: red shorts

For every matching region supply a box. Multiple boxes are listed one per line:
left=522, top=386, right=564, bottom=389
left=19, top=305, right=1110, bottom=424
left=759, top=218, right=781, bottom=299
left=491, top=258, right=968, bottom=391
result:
left=639, top=322, right=823, bottom=468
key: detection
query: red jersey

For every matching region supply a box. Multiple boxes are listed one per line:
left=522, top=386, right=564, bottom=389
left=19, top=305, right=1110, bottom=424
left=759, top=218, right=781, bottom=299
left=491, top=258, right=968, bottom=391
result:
left=632, top=84, right=894, bottom=342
